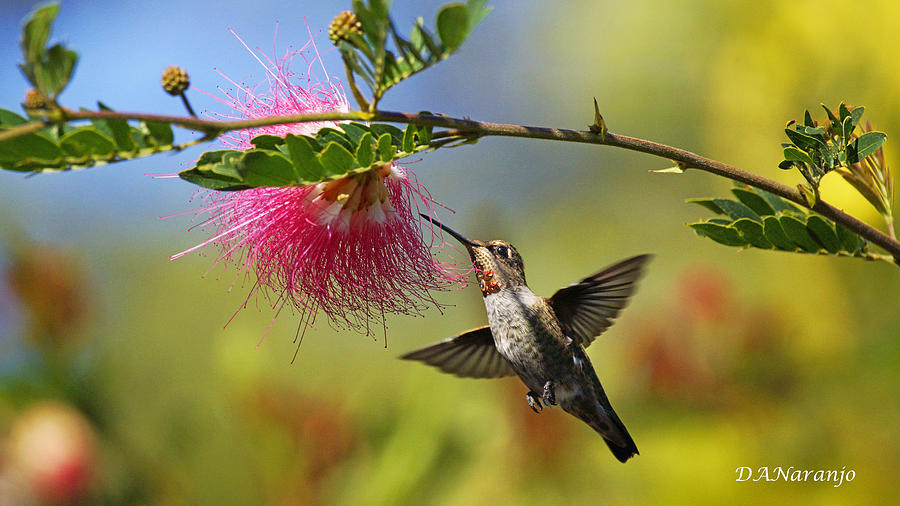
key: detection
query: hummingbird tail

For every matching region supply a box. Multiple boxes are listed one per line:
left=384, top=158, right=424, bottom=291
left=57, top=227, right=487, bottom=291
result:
left=564, top=400, right=639, bottom=463
left=599, top=418, right=638, bottom=464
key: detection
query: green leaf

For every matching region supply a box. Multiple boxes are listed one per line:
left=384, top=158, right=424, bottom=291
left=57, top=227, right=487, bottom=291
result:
left=714, top=199, right=762, bottom=223
left=0, top=109, right=28, bottom=127
left=732, top=218, right=773, bottom=249
left=689, top=222, right=747, bottom=247
left=178, top=150, right=247, bottom=191
left=840, top=115, right=853, bottom=145
left=41, top=43, right=78, bottom=97
left=756, top=189, right=801, bottom=213
left=835, top=224, right=862, bottom=253
left=356, top=131, right=376, bottom=168
left=821, top=104, right=840, bottom=127
left=686, top=185, right=874, bottom=258
left=21, top=4, right=58, bottom=66
left=782, top=146, right=813, bottom=166
left=284, top=134, right=325, bottom=181
left=785, top=128, right=827, bottom=152
left=342, top=0, right=488, bottom=105
left=847, top=131, right=886, bottom=163
left=97, top=102, right=135, bottom=151
left=731, top=188, right=776, bottom=216
left=784, top=146, right=813, bottom=165
left=686, top=198, right=725, bottom=214
left=237, top=150, right=297, bottom=187
left=217, top=152, right=247, bottom=178
left=437, top=3, right=470, bottom=50
left=316, top=127, right=354, bottom=152
left=762, top=216, right=797, bottom=251
left=0, top=131, right=62, bottom=170
left=778, top=215, right=820, bottom=252
left=339, top=46, right=375, bottom=85
left=318, top=142, right=358, bottom=177
left=849, top=106, right=865, bottom=132
left=370, top=0, right=390, bottom=19
left=803, top=110, right=815, bottom=128
left=408, top=18, right=428, bottom=54
left=178, top=169, right=248, bottom=191
left=802, top=126, right=825, bottom=136
left=142, top=121, right=174, bottom=147
left=370, top=123, right=404, bottom=143
left=340, top=122, right=371, bottom=146
left=250, top=134, right=286, bottom=150
left=402, top=123, right=417, bottom=153
left=806, top=215, right=841, bottom=253
left=19, top=4, right=78, bottom=97
left=175, top=116, right=441, bottom=191
left=414, top=20, right=443, bottom=56
left=180, top=150, right=240, bottom=182
left=778, top=160, right=797, bottom=171
left=59, top=128, right=116, bottom=157
left=838, top=102, right=852, bottom=123
left=377, top=132, right=395, bottom=162
left=353, top=0, right=383, bottom=44
left=415, top=121, right=432, bottom=145
left=466, top=0, right=493, bottom=27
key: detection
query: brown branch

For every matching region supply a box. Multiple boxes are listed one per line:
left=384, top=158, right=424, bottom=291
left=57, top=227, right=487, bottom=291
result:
left=59, top=108, right=374, bottom=133
left=5, top=107, right=898, bottom=262
left=418, top=118, right=900, bottom=263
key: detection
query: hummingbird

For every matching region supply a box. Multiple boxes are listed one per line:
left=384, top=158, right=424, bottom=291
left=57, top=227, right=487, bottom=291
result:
left=402, top=216, right=651, bottom=463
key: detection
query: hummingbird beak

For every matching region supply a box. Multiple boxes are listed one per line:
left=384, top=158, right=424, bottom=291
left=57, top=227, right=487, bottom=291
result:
left=419, top=214, right=482, bottom=254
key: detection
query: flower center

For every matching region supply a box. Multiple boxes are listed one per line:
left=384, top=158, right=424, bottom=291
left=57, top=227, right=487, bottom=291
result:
left=308, top=163, right=396, bottom=228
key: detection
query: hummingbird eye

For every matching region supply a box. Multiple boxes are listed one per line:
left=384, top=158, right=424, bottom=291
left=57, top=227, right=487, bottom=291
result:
left=495, top=245, right=510, bottom=258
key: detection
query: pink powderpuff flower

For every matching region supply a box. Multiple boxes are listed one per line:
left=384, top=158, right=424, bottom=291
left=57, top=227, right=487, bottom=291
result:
left=173, top=28, right=464, bottom=350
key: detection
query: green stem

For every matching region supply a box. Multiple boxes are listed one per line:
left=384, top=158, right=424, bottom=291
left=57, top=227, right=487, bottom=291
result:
left=0, top=119, right=49, bottom=142
left=343, top=60, right=371, bottom=112
left=7, top=107, right=899, bottom=263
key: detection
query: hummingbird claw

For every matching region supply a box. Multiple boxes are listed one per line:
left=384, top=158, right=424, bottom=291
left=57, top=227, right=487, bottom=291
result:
left=542, top=380, right=557, bottom=406
left=526, top=391, right=543, bottom=413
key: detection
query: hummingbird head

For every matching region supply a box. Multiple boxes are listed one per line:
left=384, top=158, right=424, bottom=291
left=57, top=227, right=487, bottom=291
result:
left=422, top=215, right=526, bottom=296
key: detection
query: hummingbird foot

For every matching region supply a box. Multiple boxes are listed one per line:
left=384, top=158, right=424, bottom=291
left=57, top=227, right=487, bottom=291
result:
left=526, top=391, right=543, bottom=413
left=542, top=380, right=557, bottom=406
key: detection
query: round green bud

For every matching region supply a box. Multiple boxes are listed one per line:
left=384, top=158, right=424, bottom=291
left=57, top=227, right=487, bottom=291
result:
left=23, top=89, right=50, bottom=111
left=329, top=11, right=362, bottom=45
left=161, top=66, right=190, bottom=95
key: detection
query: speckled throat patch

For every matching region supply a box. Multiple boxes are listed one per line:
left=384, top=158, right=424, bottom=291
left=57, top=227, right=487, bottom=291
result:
left=478, top=270, right=501, bottom=296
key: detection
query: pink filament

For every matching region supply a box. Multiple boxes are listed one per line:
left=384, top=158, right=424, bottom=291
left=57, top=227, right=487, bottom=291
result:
left=191, top=175, right=461, bottom=334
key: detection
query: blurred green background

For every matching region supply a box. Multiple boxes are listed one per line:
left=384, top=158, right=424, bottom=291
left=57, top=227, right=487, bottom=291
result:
left=1, top=0, right=898, bottom=504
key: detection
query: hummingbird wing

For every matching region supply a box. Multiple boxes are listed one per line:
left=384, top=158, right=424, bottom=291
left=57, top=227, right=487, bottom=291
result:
left=548, top=254, right=652, bottom=347
left=400, top=326, right=516, bottom=379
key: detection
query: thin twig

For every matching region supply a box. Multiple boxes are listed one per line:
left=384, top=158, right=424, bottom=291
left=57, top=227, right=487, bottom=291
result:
left=59, top=108, right=374, bottom=133
left=0, top=120, right=48, bottom=142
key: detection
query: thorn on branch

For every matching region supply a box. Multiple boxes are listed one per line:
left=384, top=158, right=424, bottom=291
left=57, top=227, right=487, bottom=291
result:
left=589, top=97, right=608, bottom=141
left=650, top=161, right=689, bottom=174
left=797, top=183, right=818, bottom=207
